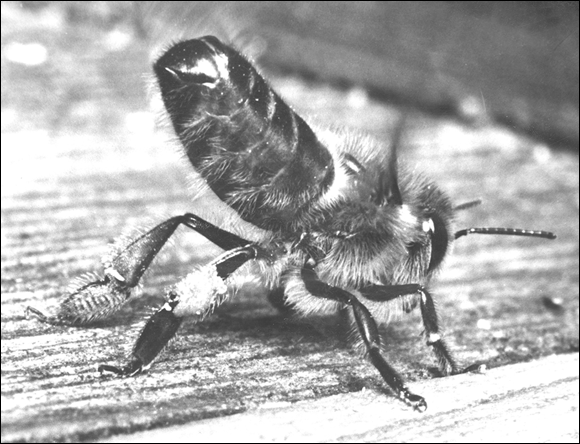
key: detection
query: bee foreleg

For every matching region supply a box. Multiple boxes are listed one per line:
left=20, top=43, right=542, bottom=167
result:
left=417, top=288, right=460, bottom=375
left=99, top=244, right=262, bottom=376
left=360, top=284, right=460, bottom=376
left=301, top=267, right=428, bottom=412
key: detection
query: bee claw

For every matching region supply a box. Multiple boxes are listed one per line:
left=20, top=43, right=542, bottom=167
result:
left=26, top=305, right=49, bottom=322
left=98, top=359, right=143, bottom=377
left=406, top=393, right=428, bottom=412
left=462, top=363, right=487, bottom=374
left=98, top=364, right=124, bottom=376
left=26, top=305, right=67, bottom=325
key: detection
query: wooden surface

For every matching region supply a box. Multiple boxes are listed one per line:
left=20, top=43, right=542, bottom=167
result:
left=1, top=2, right=579, bottom=443
left=99, top=354, right=580, bottom=443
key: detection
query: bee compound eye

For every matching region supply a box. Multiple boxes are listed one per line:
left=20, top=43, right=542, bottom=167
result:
left=427, top=214, right=449, bottom=272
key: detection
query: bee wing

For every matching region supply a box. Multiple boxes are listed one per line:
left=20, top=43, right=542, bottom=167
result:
left=154, top=36, right=334, bottom=231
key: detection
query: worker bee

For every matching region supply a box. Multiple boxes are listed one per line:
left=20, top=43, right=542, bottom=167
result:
left=27, top=36, right=555, bottom=411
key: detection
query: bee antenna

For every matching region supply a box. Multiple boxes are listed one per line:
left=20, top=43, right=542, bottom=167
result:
left=377, top=115, right=405, bottom=206
left=454, top=227, right=556, bottom=240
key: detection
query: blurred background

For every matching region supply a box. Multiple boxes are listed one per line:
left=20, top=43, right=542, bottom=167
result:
left=1, top=1, right=578, bottom=145
left=2, top=2, right=578, bottom=442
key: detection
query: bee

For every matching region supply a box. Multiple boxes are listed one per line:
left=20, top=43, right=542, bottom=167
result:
left=27, top=36, right=556, bottom=411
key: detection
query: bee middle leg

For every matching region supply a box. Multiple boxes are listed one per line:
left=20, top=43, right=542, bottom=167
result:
left=99, top=243, right=264, bottom=376
left=301, top=267, right=428, bottom=412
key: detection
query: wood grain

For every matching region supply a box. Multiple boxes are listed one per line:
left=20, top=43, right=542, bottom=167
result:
left=98, top=354, right=579, bottom=443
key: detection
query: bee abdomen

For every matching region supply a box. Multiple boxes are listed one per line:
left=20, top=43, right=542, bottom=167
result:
left=154, top=36, right=334, bottom=230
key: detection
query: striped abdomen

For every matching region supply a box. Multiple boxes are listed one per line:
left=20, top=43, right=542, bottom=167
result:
left=154, top=36, right=334, bottom=231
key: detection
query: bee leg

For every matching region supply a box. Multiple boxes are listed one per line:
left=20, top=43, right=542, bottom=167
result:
left=419, top=288, right=485, bottom=375
left=28, top=213, right=252, bottom=326
left=98, top=297, right=183, bottom=376
left=416, top=288, right=460, bottom=375
left=360, top=284, right=460, bottom=376
left=28, top=215, right=195, bottom=325
left=99, top=244, right=263, bottom=376
left=180, top=213, right=254, bottom=250
left=301, top=267, right=428, bottom=412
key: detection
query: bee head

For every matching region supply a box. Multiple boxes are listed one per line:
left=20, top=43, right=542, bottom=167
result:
left=373, top=119, right=454, bottom=275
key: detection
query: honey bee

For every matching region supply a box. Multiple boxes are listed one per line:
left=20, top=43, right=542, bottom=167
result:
left=28, top=36, right=555, bottom=411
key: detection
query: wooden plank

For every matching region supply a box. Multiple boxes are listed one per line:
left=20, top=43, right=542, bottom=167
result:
left=97, top=353, right=580, bottom=443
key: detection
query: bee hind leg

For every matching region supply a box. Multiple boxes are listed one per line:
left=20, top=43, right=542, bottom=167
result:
left=301, top=266, right=428, bottom=412
left=28, top=214, right=202, bottom=326
left=28, top=213, right=253, bottom=326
